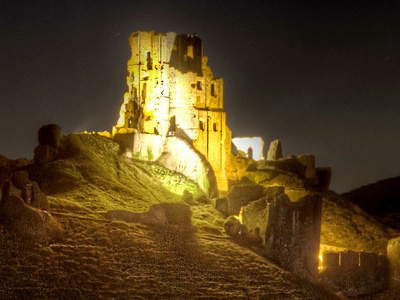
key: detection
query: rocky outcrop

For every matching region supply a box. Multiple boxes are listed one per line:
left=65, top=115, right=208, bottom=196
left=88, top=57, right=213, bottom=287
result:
left=34, top=124, right=61, bottom=164
left=0, top=154, right=56, bottom=244
left=223, top=216, right=243, bottom=236
left=104, top=203, right=192, bottom=227
left=10, top=170, right=48, bottom=210
left=226, top=184, right=284, bottom=216
left=211, top=197, right=229, bottom=216
left=266, top=139, right=282, bottom=160
left=0, top=195, right=62, bottom=244
left=250, top=155, right=330, bottom=188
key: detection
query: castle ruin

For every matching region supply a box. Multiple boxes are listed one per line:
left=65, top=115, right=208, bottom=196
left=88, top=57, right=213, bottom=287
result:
left=113, top=31, right=233, bottom=195
left=113, top=31, right=325, bottom=280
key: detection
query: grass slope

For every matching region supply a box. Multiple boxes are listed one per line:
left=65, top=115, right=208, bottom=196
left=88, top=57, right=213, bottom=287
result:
left=0, top=134, right=339, bottom=300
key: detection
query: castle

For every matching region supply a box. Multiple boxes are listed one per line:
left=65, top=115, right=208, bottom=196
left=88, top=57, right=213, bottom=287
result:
left=113, top=31, right=243, bottom=195
left=111, top=31, right=327, bottom=280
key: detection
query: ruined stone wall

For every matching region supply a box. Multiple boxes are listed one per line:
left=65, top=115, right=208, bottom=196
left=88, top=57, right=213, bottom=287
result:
left=388, top=237, right=400, bottom=280
left=236, top=186, right=322, bottom=282
left=113, top=31, right=232, bottom=193
left=320, top=250, right=389, bottom=296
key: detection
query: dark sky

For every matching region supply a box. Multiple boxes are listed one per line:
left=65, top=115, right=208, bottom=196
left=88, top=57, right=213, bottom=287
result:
left=1, top=0, right=400, bottom=193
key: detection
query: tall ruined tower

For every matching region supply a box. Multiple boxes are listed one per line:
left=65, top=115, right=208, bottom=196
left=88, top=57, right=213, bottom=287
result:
left=113, top=31, right=231, bottom=193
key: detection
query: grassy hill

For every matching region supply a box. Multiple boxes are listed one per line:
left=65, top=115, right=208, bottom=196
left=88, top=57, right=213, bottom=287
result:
left=0, top=133, right=340, bottom=300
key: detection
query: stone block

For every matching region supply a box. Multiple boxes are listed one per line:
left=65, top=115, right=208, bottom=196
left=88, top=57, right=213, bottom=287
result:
left=388, top=237, right=400, bottom=280
left=38, top=124, right=61, bottom=148
left=34, top=144, right=57, bottom=164
left=150, top=203, right=192, bottom=226
left=297, top=154, right=315, bottom=169
left=31, top=183, right=48, bottom=211
left=265, top=157, right=306, bottom=178
left=267, top=139, right=282, bottom=160
left=0, top=195, right=62, bottom=244
left=195, top=195, right=209, bottom=204
left=315, top=167, right=331, bottom=188
left=242, top=198, right=269, bottom=243
left=12, top=170, right=30, bottom=190
left=223, top=216, right=242, bottom=236
left=211, top=197, right=229, bottom=215
left=264, top=186, right=285, bottom=201
left=227, top=184, right=266, bottom=215
left=113, top=132, right=135, bottom=154
left=359, top=252, right=378, bottom=271
left=182, top=190, right=194, bottom=205
left=323, top=252, right=340, bottom=270
left=0, top=167, right=11, bottom=189
left=340, top=251, right=360, bottom=271
left=105, top=203, right=192, bottom=227
left=1, top=181, right=22, bottom=206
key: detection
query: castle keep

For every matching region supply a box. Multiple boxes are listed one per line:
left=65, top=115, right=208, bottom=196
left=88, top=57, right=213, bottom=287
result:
left=113, top=31, right=232, bottom=194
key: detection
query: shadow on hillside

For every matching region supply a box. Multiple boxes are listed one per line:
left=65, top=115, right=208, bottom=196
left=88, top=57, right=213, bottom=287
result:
left=146, top=225, right=201, bottom=260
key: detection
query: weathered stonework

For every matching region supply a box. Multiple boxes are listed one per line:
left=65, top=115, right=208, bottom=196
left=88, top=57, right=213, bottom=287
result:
left=320, top=249, right=389, bottom=296
left=111, top=33, right=329, bottom=284
left=240, top=189, right=323, bottom=281
left=113, top=31, right=231, bottom=193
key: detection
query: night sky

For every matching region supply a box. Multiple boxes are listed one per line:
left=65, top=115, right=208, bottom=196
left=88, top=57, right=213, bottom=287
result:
left=1, top=0, right=400, bottom=193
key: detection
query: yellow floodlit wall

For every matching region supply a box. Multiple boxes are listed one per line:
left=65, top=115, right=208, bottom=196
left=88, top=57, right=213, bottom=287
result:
left=113, top=31, right=231, bottom=192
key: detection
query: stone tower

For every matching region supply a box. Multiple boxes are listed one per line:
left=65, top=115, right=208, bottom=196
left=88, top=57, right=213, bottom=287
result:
left=113, top=31, right=232, bottom=193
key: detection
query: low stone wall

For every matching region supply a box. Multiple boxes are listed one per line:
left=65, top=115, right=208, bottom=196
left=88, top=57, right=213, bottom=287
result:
left=157, top=136, right=218, bottom=198
left=320, top=250, right=389, bottom=296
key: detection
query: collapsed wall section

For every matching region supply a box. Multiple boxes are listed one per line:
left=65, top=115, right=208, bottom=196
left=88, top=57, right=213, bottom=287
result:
left=227, top=186, right=322, bottom=282
left=157, top=136, right=218, bottom=198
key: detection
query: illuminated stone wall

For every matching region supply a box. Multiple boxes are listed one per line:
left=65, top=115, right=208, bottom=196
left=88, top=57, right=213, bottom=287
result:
left=157, top=136, right=218, bottom=198
left=113, top=31, right=232, bottom=193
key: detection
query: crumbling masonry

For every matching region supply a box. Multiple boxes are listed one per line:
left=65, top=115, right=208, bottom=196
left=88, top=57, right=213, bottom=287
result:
left=113, top=31, right=323, bottom=280
left=113, top=31, right=232, bottom=196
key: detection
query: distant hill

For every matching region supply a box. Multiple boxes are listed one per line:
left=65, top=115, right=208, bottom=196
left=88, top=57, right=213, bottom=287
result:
left=342, top=176, right=400, bottom=230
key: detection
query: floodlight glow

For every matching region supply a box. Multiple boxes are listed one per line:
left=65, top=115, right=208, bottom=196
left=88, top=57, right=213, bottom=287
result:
left=232, top=137, right=264, bottom=160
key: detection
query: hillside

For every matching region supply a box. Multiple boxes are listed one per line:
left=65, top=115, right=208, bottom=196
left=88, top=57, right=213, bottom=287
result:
left=342, top=176, right=400, bottom=230
left=0, top=133, right=340, bottom=300
left=320, top=190, right=389, bottom=253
